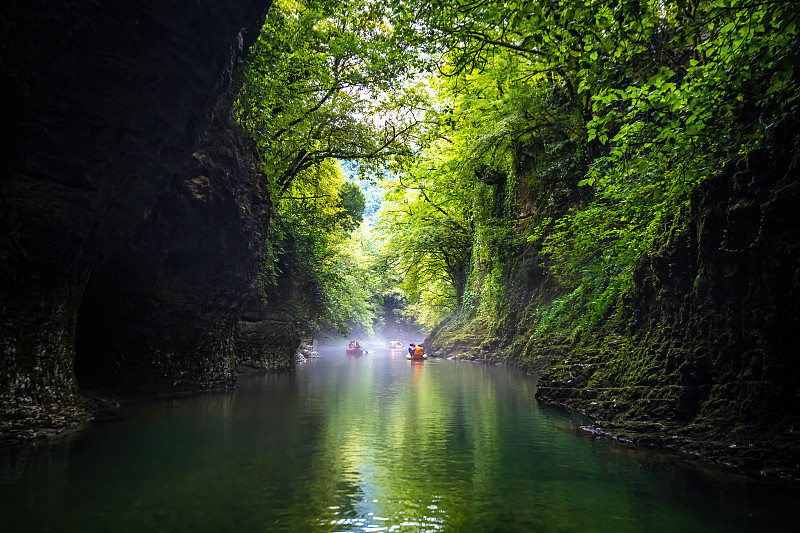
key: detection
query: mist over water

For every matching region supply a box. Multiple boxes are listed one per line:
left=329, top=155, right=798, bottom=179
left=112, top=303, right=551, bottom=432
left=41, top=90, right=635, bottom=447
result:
left=1, top=345, right=797, bottom=532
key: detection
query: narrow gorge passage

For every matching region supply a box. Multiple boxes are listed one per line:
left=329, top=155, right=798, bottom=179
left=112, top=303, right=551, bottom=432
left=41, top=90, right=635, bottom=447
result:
left=2, top=2, right=799, bottom=530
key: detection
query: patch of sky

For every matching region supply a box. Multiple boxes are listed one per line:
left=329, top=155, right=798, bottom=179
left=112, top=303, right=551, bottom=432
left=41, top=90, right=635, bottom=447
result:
left=339, top=160, right=393, bottom=228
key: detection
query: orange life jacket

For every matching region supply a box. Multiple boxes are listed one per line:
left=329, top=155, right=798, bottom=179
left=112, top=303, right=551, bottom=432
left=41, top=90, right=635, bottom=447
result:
left=413, top=345, right=424, bottom=356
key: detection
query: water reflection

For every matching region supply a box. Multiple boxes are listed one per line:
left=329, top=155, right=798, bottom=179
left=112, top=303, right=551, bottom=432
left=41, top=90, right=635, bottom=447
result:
left=1, top=345, right=798, bottom=532
left=410, top=360, right=423, bottom=383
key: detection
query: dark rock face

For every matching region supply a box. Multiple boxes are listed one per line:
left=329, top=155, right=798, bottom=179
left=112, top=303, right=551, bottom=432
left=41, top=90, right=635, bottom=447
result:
left=533, top=130, right=800, bottom=477
left=73, top=93, right=272, bottom=395
left=427, top=126, right=800, bottom=477
left=236, top=292, right=304, bottom=372
left=235, top=250, right=326, bottom=371
left=0, top=1, right=274, bottom=441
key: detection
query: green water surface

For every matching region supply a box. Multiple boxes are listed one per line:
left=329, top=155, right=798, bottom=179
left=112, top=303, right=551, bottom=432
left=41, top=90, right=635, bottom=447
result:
left=1, top=345, right=797, bottom=532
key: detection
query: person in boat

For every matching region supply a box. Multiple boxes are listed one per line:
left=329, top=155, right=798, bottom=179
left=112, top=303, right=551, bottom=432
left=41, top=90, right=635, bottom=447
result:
left=412, top=344, right=424, bottom=358
left=348, top=340, right=355, bottom=349
left=408, top=343, right=415, bottom=357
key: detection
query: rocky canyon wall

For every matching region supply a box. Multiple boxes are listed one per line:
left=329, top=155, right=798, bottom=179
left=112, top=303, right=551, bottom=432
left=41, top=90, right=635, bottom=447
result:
left=0, top=1, right=307, bottom=443
left=426, top=123, right=800, bottom=477
left=533, top=129, right=800, bottom=475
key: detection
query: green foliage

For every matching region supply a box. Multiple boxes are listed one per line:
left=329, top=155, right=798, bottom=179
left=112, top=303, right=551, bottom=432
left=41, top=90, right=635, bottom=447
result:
left=235, top=0, right=425, bottom=196
left=338, top=181, right=366, bottom=232
left=236, top=0, right=428, bottom=335
left=544, top=0, right=799, bottom=332
left=314, top=226, right=380, bottom=335
left=270, top=161, right=380, bottom=335
left=390, top=0, right=800, bottom=336
left=375, top=130, right=478, bottom=327
left=243, top=0, right=799, bottom=337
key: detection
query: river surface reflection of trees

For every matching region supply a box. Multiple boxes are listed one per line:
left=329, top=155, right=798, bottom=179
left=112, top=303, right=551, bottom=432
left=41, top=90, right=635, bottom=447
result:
left=1, top=345, right=798, bottom=532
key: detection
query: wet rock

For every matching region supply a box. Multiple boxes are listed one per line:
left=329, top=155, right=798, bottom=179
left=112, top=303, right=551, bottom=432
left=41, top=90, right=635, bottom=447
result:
left=295, top=339, right=320, bottom=363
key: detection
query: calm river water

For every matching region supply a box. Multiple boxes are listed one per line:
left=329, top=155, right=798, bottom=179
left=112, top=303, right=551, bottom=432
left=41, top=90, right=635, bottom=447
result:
left=1, top=344, right=798, bottom=532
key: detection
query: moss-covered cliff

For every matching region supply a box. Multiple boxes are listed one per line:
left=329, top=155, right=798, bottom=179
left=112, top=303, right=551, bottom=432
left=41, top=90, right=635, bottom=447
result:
left=537, top=131, right=800, bottom=476
left=426, top=122, right=800, bottom=478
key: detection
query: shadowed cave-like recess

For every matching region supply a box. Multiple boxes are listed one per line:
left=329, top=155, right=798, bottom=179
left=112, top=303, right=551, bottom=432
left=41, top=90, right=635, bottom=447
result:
left=0, top=0, right=316, bottom=441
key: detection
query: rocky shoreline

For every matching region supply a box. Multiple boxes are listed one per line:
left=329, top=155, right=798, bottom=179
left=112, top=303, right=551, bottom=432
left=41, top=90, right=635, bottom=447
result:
left=295, top=340, right=322, bottom=363
left=538, top=397, right=800, bottom=482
